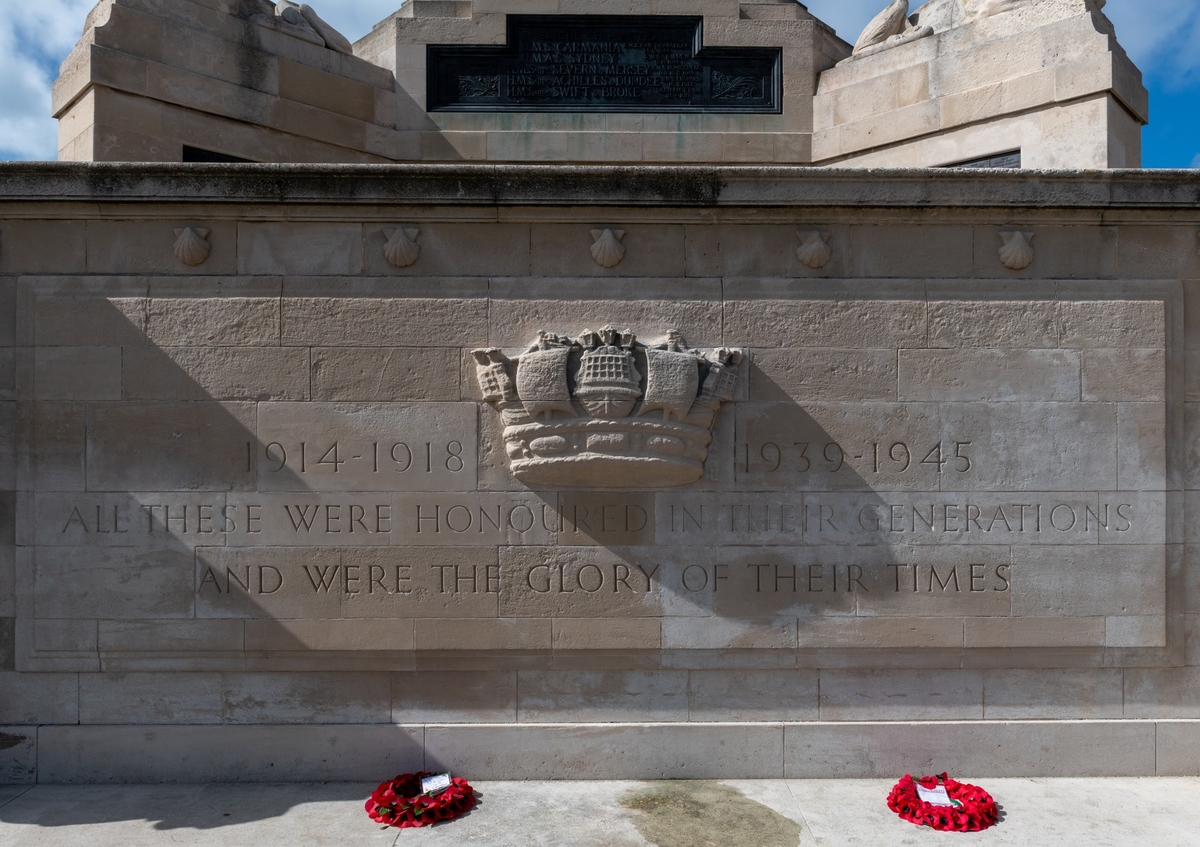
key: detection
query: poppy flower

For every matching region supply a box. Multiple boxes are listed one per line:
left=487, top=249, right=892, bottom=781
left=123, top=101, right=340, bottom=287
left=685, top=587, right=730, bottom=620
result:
left=887, top=773, right=998, bottom=833
left=365, top=772, right=477, bottom=829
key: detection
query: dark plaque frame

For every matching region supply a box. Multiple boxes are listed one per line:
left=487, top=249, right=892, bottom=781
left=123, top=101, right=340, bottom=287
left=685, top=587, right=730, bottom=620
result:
left=427, top=15, right=782, bottom=113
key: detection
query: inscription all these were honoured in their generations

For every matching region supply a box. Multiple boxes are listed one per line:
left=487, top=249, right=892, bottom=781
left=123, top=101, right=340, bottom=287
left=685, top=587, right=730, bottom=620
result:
left=426, top=16, right=782, bottom=112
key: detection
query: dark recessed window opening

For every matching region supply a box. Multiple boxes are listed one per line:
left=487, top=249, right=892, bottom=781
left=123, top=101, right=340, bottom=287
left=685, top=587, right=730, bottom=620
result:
left=182, top=145, right=255, bottom=163
left=944, top=150, right=1022, bottom=169
left=427, top=15, right=782, bottom=114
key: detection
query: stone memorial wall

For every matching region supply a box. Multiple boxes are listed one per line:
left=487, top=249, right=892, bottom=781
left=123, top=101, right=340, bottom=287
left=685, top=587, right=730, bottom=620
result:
left=1, top=165, right=1198, bottom=783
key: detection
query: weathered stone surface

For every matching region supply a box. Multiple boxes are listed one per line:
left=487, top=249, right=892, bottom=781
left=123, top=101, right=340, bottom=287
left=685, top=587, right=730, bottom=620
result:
left=35, top=547, right=195, bottom=620
left=784, top=721, right=1157, bottom=778
left=34, top=296, right=145, bottom=347
left=392, top=670, right=517, bottom=723
left=87, top=402, right=257, bottom=491
left=415, top=618, right=551, bottom=651
left=37, top=725, right=425, bottom=783
left=818, top=669, right=984, bottom=721
left=426, top=723, right=784, bottom=779
left=280, top=286, right=487, bottom=347
left=1083, top=349, right=1166, bottom=402
left=849, top=226, right=974, bottom=278
left=5, top=153, right=1194, bottom=779
left=99, top=620, right=244, bottom=653
left=965, top=615, right=1105, bottom=648
left=145, top=297, right=281, bottom=347
left=1156, top=723, right=1200, bottom=775
left=85, top=221, right=237, bottom=275
left=898, top=349, right=1080, bottom=402
left=124, top=346, right=309, bottom=401
left=0, top=222, right=86, bottom=274
left=364, top=223, right=531, bottom=277
left=663, top=617, right=797, bottom=651
left=687, top=669, right=819, bottom=721
left=488, top=278, right=723, bottom=349
left=1011, top=546, right=1165, bottom=620
left=239, top=224, right=364, bottom=275
left=0, top=727, right=35, bottom=783
left=751, top=348, right=897, bottom=402
left=724, top=285, right=927, bottom=349
left=983, top=668, right=1124, bottom=719
left=0, top=672, right=80, bottom=724
left=1060, top=300, right=1166, bottom=349
left=518, top=670, right=689, bottom=722
left=78, top=672, right=392, bottom=724
left=310, top=347, right=461, bottom=401
left=552, top=618, right=662, bottom=651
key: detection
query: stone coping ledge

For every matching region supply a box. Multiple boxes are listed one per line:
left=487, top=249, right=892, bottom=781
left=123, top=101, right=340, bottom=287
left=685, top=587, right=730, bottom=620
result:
left=1, top=163, right=1199, bottom=208
left=7, top=720, right=1199, bottom=782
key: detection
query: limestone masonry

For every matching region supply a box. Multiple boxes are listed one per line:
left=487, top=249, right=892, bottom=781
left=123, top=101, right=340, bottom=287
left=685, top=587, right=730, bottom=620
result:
left=1, top=0, right=1198, bottom=784
left=53, top=0, right=1143, bottom=167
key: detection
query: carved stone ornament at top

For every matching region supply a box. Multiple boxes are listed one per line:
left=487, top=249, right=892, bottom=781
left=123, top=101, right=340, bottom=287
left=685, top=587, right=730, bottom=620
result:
left=173, top=227, right=211, bottom=266
left=383, top=227, right=421, bottom=268
left=473, top=328, right=744, bottom=487
left=998, top=231, right=1035, bottom=270
left=796, top=231, right=832, bottom=269
left=590, top=229, right=626, bottom=268
left=851, top=0, right=933, bottom=59
left=273, top=1, right=353, bottom=54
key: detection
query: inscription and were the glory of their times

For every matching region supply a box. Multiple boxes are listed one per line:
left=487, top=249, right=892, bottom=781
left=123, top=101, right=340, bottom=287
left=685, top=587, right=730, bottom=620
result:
left=32, top=320, right=1169, bottom=652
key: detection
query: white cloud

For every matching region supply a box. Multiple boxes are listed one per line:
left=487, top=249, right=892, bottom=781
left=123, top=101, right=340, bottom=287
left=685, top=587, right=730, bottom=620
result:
left=0, top=0, right=95, bottom=160
left=1103, top=1, right=1200, bottom=88
left=796, top=0, right=897, bottom=42
left=319, top=1, right=410, bottom=41
left=1191, top=152, right=1200, bottom=168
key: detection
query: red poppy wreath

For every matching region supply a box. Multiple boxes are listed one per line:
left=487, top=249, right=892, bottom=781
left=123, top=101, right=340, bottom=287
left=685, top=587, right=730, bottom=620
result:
left=887, top=773, right=999, bottom=833
left=365, top=772, right=477, bottom=829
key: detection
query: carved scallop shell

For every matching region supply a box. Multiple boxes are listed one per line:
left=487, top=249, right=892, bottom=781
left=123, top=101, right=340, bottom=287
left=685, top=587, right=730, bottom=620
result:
left=796, top=230, right=832, bottom=269
left=173, top=227, right=211, bottom=266
left=384, top=227, right=421, bottom=268
left=998, top=231, right=1035, bottom=270
left=590, top=229, right=626, bottom=268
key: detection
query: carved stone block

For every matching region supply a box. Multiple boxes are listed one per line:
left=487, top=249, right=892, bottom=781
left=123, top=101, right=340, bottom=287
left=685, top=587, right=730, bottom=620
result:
left=474, top=328, right=743, bottom=487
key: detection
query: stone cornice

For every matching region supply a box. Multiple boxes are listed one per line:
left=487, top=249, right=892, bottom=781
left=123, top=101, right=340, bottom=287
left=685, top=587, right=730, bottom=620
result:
left=0, top=163, right=1198, bottom=210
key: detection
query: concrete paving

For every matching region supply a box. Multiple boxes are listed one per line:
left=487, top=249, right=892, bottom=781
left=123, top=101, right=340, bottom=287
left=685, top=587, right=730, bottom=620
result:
left=0, top=779, right=1196, bottom=846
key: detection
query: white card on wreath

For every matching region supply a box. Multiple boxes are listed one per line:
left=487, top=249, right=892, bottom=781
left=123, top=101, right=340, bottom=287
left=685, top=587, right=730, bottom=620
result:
left=421, top=773, right=452, bottom=795
left=915, top=784, right=953, bottom=806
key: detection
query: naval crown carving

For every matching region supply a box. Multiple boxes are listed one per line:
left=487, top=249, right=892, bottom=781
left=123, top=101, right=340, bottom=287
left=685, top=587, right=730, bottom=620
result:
left=473, top=327, right=744, bottom=488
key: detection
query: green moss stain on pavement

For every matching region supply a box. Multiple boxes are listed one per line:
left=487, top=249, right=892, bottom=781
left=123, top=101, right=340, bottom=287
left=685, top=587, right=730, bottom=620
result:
left=620, top=782, right=802, bottom=847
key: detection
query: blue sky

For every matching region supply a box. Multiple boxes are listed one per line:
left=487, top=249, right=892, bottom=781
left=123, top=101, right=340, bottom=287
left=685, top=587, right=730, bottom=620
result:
left=1, top=0, right=1197, bottom=166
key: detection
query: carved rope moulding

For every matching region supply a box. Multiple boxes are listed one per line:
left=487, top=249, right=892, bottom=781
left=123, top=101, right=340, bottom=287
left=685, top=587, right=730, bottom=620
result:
left=474, top=327, right=744, bottom=488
